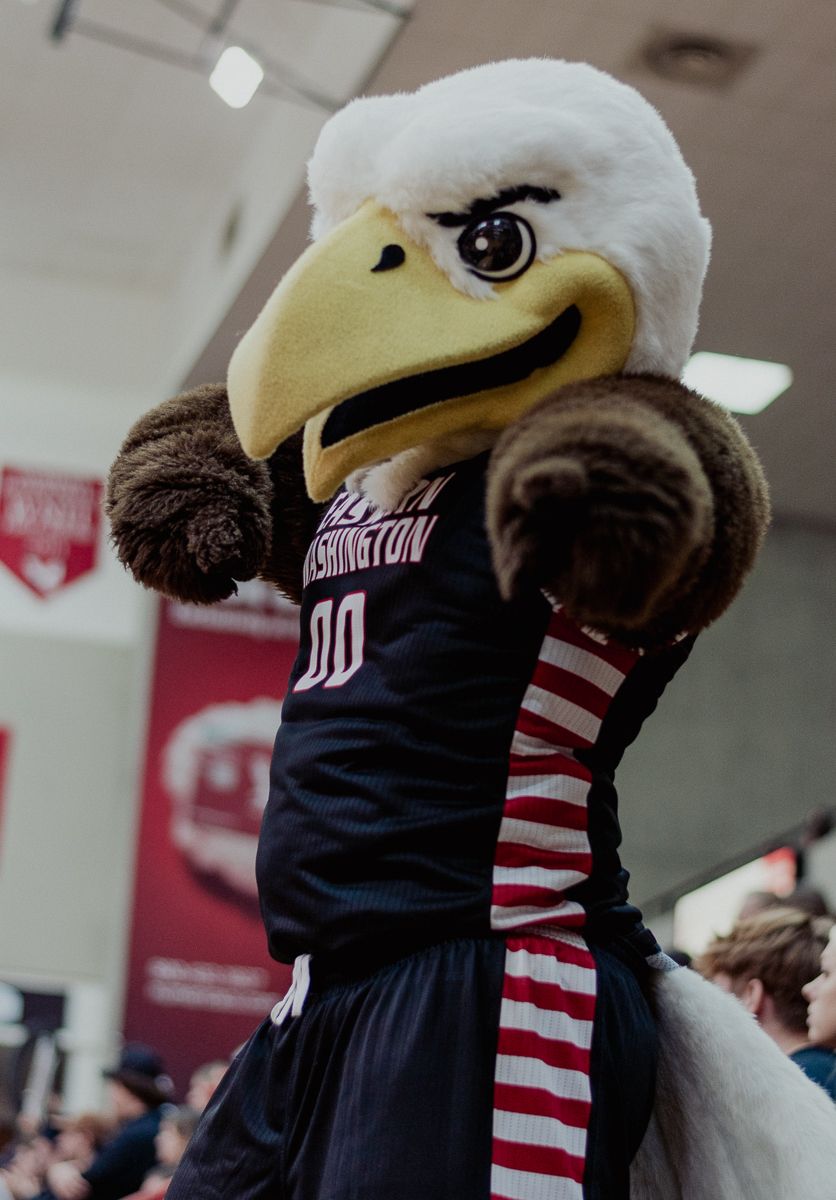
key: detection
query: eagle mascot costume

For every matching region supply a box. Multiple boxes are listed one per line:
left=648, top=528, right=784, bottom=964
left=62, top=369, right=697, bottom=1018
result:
left=107, top=59, right=836, bottom=1200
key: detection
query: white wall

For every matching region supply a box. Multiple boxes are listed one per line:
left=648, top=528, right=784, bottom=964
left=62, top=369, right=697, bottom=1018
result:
left=0, top=598, right=154, bottom=1107
left=808, top=835, right=836, bottom=913
left=620, top=520, right=836, bottom=912
left=0, top=633, right=139, bottom=981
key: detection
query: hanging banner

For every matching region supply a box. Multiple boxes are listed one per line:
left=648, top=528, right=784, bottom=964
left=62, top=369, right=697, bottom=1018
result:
left=123, top=581, right=299, bottom=1094
left=0, top=467, right=103, bottom=599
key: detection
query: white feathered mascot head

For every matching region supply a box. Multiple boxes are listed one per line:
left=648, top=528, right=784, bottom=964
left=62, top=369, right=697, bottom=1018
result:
left=228, top=58, right=711, bottom=501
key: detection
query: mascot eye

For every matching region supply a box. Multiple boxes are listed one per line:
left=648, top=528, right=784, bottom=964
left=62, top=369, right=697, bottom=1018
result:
left=457, top=213, right=536, bottom=281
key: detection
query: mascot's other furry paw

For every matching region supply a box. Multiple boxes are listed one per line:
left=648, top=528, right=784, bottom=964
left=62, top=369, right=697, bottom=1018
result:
left=487, top=379, right=716, bottom=639
left=107, top=385, right=273, bottom=605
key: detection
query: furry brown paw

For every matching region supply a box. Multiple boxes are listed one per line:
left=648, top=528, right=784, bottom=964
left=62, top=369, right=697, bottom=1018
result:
left=108, top=475, right=272, bottom=605
left=106, top=386, right=274, bottom=605
left=488, top=401, right=715, bottom=635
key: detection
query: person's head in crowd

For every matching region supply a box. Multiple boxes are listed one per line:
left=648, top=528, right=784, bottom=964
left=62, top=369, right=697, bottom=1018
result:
left=102, top=1044, right=173, bottom=1120
left=696, top=907, right=833, bottom=1054
left=53, top=1112, right=113, bottom=1164
left=737, top=890, right=783, bottom=921
left=185, top=1060, right=227, bottom=1112
left=803, top=924, right=836, bottom=1048
left=154, top=1106, right=199, bottom=1169
left=738, top=885, right=832, bottom=922
left=783, top=884, right=831, bottom=917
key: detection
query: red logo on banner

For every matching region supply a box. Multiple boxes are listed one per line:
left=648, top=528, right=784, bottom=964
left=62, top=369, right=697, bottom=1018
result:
left=0, top=467, right=103, bottom=598
left=164, top=700, right=279, bottom=901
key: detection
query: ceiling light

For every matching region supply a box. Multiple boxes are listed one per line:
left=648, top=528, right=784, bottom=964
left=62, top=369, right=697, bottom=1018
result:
left=682, top=352, right=793, bottom=414
left=209, top=46, right=264, bottom=109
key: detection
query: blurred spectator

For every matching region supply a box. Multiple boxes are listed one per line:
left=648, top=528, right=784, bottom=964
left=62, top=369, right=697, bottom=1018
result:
left=800, top=924, right=836, bottom=1097
left=52, top=1116, right=113, bottom=1174
left=738, top=884, right=831, bottom=922
left=794, top=808, right=834, bottom=882
left=696, top=907, right=835, bottom=1099
left=36, top=1045, right=171, bottom=1200
left=737, top=890, right=781, bottom=921
left=121, top=1107, right=199, bottom=1200
left=0, top=1133, right=52, bottom=1199
left=184, top=1063, right=227, bottom=1114
left=781, top=884, right=831, bottom=918
left=153, top=1109, right=197, bottom=1173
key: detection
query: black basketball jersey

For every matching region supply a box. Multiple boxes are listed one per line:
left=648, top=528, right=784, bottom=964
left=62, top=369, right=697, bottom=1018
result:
left=257, top=453, right=692, bottom=967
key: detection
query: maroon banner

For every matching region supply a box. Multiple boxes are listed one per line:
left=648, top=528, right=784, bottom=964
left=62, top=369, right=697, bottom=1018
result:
left=123, top=582, right=299, bottom=1095
left=0, top=467, right=102, bottom=598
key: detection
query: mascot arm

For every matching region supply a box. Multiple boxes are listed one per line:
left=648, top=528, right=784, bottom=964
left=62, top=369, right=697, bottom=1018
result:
left=486, top=373, right=770, bottom=645
left=106, top=383, right=318, bottom=606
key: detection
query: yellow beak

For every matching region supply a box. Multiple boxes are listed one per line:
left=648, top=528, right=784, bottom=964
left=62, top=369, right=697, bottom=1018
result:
left=227, top=202, right=635, bottom=500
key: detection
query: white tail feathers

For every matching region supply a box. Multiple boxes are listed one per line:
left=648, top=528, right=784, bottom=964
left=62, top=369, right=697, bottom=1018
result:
left=631, top=965, right=836, bottom=1200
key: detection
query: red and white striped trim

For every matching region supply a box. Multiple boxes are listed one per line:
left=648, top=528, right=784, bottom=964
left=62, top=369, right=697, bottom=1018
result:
left=491, top=931, right=597, bottom=1200
left=491, top=605, right=639, bottom=933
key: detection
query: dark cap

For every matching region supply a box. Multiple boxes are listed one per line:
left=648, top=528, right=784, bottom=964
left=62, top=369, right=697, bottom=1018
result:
left=102, top=1043, right=173, bottom=1108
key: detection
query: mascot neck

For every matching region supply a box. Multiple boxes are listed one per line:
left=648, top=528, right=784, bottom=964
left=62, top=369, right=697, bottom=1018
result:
left=346, top=429, right=498, bottom=511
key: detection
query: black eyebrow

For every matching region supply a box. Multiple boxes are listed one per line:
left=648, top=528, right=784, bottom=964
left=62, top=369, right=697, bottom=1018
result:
left=427, top=185, right=561, bottom=228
